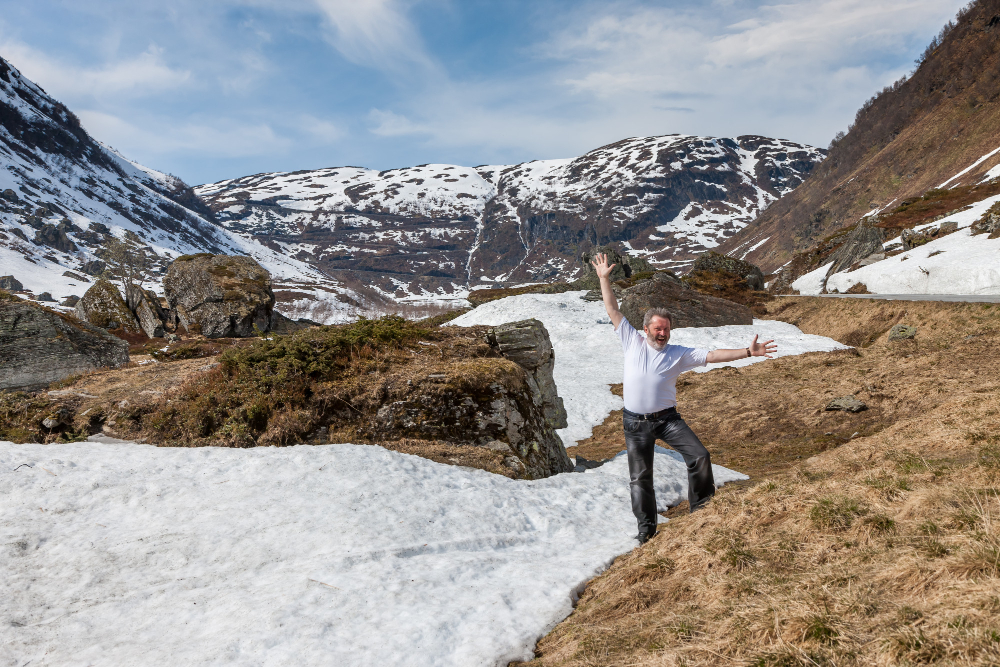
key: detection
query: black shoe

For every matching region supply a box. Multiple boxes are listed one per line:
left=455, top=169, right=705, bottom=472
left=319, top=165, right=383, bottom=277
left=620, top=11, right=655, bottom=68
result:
left=634, top=531, right=653, bottom=544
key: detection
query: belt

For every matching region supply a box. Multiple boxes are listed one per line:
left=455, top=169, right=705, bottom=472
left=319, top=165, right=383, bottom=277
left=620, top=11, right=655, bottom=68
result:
left=623, top=407, right=679, bottom=421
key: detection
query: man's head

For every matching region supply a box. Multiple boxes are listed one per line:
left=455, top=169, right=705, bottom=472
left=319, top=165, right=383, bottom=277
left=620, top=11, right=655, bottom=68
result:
left=642, top=308, right=673, bottom=351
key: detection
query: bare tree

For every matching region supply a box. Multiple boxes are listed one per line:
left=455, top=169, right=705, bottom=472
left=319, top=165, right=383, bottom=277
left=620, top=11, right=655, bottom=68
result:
left=99, top=232, right=152, bottom=298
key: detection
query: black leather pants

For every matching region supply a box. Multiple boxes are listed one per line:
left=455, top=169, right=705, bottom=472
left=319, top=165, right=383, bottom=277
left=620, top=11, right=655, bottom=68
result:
left=623, top=411, right=715, bottom=534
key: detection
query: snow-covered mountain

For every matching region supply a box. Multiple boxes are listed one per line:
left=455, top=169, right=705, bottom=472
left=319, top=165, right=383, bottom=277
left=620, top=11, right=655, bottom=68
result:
left=197, top=135, right=825, bottom=301
left=0, top=56, right=359, bottom=323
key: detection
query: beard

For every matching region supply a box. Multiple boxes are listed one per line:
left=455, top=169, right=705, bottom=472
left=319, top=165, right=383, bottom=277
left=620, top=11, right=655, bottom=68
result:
left=646, top=336, right=668, bottom=351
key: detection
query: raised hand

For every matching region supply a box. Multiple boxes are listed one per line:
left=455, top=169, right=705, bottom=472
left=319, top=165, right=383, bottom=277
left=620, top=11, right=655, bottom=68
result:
left=590, top=252, right=616, bottom=280
left=749, top=334, right=777, bottom=358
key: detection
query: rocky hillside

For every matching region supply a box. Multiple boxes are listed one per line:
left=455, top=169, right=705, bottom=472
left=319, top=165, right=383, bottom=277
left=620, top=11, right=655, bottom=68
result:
left=196, top=135, right=824, bottom=301
left=718, top=0, right=1000, bottom=273
left=0, top=56, right=359, bottom=322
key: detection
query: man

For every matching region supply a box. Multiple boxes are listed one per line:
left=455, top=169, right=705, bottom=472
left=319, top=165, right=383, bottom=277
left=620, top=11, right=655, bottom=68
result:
left=591, top=253, right=777, bottom=543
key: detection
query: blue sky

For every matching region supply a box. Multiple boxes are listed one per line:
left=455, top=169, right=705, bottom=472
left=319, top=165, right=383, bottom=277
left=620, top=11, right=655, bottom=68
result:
left=0, top=0, right=968, bottom=186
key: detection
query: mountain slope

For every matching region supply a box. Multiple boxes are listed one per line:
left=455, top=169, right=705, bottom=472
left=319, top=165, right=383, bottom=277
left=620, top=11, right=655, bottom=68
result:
left=718, top=0, right=1000, bottom=272
left=0, top=56, right=357, bottom=322
left=196, top=136, right=823, bottom=300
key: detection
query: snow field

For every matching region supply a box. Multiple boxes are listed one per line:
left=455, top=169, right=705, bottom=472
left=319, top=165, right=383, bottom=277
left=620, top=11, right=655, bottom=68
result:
left=1, top=440, right=744, bottom=667
left=448, top=292, right=848, bottom=446
left=793, top=193, right=1000, bottom=296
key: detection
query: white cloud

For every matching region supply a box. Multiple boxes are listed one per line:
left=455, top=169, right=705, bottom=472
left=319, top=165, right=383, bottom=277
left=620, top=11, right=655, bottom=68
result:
left=76, top=109, right=290, bottom=159
left=368, top=108, right=430, bottom=137
left=312, top=0, right=435, bottom=74
left=0, top=41, right=190, bottom=99
left=298, top=114, right=343, bottom=143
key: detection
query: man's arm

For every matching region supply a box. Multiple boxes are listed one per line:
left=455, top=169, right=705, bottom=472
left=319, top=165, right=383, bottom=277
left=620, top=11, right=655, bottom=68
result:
left=705, top=334, right=777, bottom=363
left=590, top=253, right=624, bottom=329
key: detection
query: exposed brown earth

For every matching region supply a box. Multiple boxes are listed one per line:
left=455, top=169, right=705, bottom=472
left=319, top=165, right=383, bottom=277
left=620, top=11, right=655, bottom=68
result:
left=524, top=296, right=1000, bottom=666
left=720, top=0, right=1000, bottom=272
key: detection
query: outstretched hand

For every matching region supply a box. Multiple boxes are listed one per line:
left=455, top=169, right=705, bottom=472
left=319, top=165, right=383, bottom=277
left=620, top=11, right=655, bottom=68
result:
left=590, top=252, right=616, bottom=280
left=749, top=334, right=777, bottom=358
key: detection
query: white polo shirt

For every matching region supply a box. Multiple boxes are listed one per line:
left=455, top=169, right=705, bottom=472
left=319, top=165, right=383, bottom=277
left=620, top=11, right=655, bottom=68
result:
left=615, top=318, right=708, bottom=414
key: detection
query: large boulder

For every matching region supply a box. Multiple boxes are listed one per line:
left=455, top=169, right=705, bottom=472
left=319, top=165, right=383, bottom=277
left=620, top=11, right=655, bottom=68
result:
left=826, top=220, right=884, bottom=275
left=689, top=252, right=765, bottom=290
left=75, top=280, right=141, bottom=333
left=0, top=275, right=23, bottom=291
left=370, top=320, right=574, bottom=479
left=620, top=272, right=753, bottom=329
left=163, top=254, right=276, bottom=338
left=487, top=319, right=569, bottom=433
left=126, top=284, right=166, bottom=339
left=0, top=292, right=129, bottom=391
left=577, top=245, right=653, bottom=290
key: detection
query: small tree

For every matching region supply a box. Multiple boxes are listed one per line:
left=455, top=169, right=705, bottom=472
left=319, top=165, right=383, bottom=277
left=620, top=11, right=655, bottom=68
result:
left=99, top=232, right=152, bottom=298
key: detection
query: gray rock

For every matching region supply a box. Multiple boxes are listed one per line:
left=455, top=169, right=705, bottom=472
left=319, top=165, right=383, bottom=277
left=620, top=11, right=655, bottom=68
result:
left=0, top=294, right=129, bottom=391
left=163, top=254, right=276, bottom=338
left=80, top=260, right=106, bottom=276
left=75, top=280, right=141, bottom=333
left=887, top=324, right=917, bottom=341
left=60, top=295, right=80, bottom=307
left=62, top=270, right=91, bottom=283
left=32, top=223, right=77, bottom=253
left=619, top=272, right=753, bottom=330
left=0, top=275, right=23, bottom=291
left=825, top=396, right=867, bottom=413
left=369, top=319, right=574, bottom=479
left=577, top=245, right=653, bottom=290
left=1, top=188, right=19, bottom=203
left=126, top=284, right=166, bottom=338
left=689, top=252, right=765, bottom=290
left=35, top=292, right=55, bottom=302
left=826, top=219, right=884, bottom=276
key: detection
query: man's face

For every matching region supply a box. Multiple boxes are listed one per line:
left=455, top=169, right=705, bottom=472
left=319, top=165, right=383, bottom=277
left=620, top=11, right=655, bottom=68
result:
left=644, top=316, right=671, bottom=351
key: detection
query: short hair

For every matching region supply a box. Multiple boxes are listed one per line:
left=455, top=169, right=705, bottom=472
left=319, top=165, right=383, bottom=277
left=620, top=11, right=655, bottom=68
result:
left=643, top=307, right=673, bottom=328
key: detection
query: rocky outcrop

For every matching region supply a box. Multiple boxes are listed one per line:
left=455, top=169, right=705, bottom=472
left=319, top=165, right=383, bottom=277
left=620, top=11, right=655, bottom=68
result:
left=826, top=219, right=885, bottom=275
left=126, top=284, right=166, bottom=338
left=163, top=254, right=276, bottom=338
left=577, top=245, right=653, bottom=290
left=0, top=293, right=129, bottom=391
left=619, top=272, right=753, bottom=330
left=971, top=202, right=1000, bottom=238
left=487, top=319, right=569, bottom=433
left=0, top=276, right=22, bottom=291
left=689, top=252, right=765, bottom=290
left=369, top=320, right=574, bottom=479
left=32, top=223, right=77, bottom=253
left=74, top=280, right=141, bottom=333
left=900, top=221, right=957, bottom=250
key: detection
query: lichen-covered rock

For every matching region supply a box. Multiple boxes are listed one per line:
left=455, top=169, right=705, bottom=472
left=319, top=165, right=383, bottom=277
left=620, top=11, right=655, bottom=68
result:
left=826, top=219, right=884, bottom=275
left=825, top=396, right=867, bottom=413
left=75, top=280, right=141, bottom=333
left=0, top=275, right=23, bottom=291
left=487, top=319, right=569, bottom=432
left=126, top=284, right=166, bottom=339
left=366, top=320, right=574, bottom=479
left=689, top=252, right=765, bottom=290
left=887, top=324, right=917, bottom=341
left=0, top=293, right=129, bottom=391
left=620, top=272, right=753, bottom=330
left=163, top=254, right=276, bottom=338
left=578, top=245, right=653, bottom=290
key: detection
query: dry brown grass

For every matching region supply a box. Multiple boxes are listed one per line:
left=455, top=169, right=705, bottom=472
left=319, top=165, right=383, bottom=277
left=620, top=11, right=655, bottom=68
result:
left=527, top=296, right=1000, bottom=666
